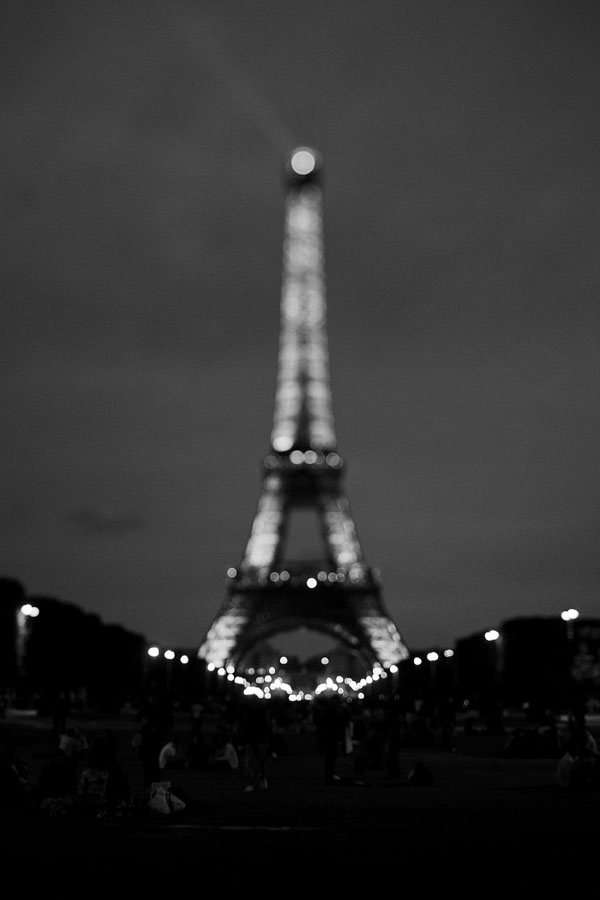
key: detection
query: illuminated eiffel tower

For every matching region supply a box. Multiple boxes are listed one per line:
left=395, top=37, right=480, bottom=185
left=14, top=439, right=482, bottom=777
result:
left=198, top=147, right=409, bottom=684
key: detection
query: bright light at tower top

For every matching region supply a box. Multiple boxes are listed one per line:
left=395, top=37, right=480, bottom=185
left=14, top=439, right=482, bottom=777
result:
left=286, top=146, right=322, bottom=185
left=290, top=147, right=317, bottom=175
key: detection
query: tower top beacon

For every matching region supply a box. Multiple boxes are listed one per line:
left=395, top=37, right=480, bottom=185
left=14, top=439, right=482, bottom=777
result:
left=285, top=146, right=322, bottom=187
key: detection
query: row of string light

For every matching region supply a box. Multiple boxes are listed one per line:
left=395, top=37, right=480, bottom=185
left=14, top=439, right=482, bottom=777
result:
left=205, top=656, right=395, bottom=702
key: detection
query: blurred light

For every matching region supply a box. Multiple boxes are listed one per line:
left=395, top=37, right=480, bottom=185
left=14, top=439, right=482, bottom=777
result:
left=226, top=567, right=237, bottom=578
left=427, top=652, right=439, bottom=662
left=290, top=148, right=316, bottom=176
left=244, top=686, right=265, bottom=698
left=180, top=655, right=189, bottom=665
left=444, top=649, right=454, bottom=658
left=273, top=436, right=293, bottom=452
left=413, top=657, right=422, bottom=666
left=485, top=630, right=500, bottom=642
left=280, top=656, right=288, bottom=665
left=164, top=650, right=175, bottom=660
left=307, top=577, right=317, bottom=589
left=290, top=450, right=304, bottom=465
left=561, top=609, right=579, bottom=621
left=20, top=604, right=40, bottom=618
left=321, top=657, right=329, bottom=665
left=147, top=646, right=160, bottom=658
left=21, top=604, right=40, bottom=617
left=390, top=665, right=398, bottom=673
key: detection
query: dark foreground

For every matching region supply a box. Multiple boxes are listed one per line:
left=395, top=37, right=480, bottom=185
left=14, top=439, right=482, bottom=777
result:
left=1, top=711, right=597, bottom=888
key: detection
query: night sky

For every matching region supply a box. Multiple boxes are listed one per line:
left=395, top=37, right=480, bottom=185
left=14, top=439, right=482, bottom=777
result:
left=2, top=0, right=599, bottom=657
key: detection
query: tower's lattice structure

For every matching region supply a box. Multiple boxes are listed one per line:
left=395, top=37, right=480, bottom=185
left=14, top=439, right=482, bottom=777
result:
left=198, top=147, right=409, bottom=677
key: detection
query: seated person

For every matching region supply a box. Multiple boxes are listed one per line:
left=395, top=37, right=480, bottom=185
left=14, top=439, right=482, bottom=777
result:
left=158, top=736, right=187, bottom=772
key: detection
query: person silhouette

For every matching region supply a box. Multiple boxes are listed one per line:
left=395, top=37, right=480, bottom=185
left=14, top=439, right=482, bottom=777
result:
left=238, top=694, right=271, bottom=791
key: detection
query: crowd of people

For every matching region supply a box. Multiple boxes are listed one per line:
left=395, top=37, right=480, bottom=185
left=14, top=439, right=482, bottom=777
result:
left=0, top=724, right=132, bottom=818
left=1, top=692, right=599, bottom=820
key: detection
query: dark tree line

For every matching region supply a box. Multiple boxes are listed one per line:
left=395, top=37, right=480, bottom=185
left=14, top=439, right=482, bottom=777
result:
left=1, top=576, right=146, bottom=713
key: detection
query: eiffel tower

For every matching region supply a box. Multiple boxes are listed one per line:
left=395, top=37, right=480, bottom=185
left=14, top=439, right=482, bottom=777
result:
left=198, top=147, right=409, bottom=686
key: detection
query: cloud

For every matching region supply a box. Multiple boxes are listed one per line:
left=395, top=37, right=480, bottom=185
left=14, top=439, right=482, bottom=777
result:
left=67, top=508, right=145, bottom=536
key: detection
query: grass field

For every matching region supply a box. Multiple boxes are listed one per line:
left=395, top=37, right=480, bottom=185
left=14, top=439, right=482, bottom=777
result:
left=1, top=709, right=598, bottom=887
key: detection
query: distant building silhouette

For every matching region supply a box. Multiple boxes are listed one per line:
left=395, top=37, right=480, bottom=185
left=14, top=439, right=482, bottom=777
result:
left=454, top=615, right=600, bottom=716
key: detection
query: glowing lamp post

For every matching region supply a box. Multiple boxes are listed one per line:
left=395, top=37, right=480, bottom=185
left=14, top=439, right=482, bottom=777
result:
left=144, top=646, right=160, bottom=692
left=481, top=629, right=503, bottom=729
left=561, top=609, right=580, bottom=710
left=164, top=649, right=175, bottom=692
left=561, top=608, right=579, bottom=641
left=16, top=603, right=39, bottom=678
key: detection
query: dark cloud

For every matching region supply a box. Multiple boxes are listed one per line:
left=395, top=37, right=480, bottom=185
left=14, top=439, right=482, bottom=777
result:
left=67, top=508, right=145, bottom=536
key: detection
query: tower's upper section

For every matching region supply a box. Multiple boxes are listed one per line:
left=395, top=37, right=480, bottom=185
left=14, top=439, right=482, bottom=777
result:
left=270, top=147, right=337, bottom=455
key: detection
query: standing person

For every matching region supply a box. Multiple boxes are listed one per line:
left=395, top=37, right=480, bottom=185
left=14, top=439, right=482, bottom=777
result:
left=382, top=699, right=405, bottom=778
left=437, top=698, right=456, bottom=754
left=0, top=742, right=31, bottom=811
left=138, top=716, right=163, bottom=790
left=76, top=742, right=109, bottom=817
left=349, top=705, right=370, bottom=785
left=313, top=693, right=347, bottom=784
left=93, top=730, right=131, bottom=819
left=51, top=690, right=70, bottom=738
left=238, top=693, right=271, bottom=791
left=137, top=690, right=174, bottom=791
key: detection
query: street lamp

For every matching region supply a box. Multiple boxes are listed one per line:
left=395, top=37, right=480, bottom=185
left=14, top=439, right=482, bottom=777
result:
left=561, top=608, right=579, bottom=640
left=16, top=604, right=40, bottom=676
left=164, top=649, right=175, bottom=692
left=561, top=609, right=580, bottom=712
left=561, top=609, right=579, bottom=621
